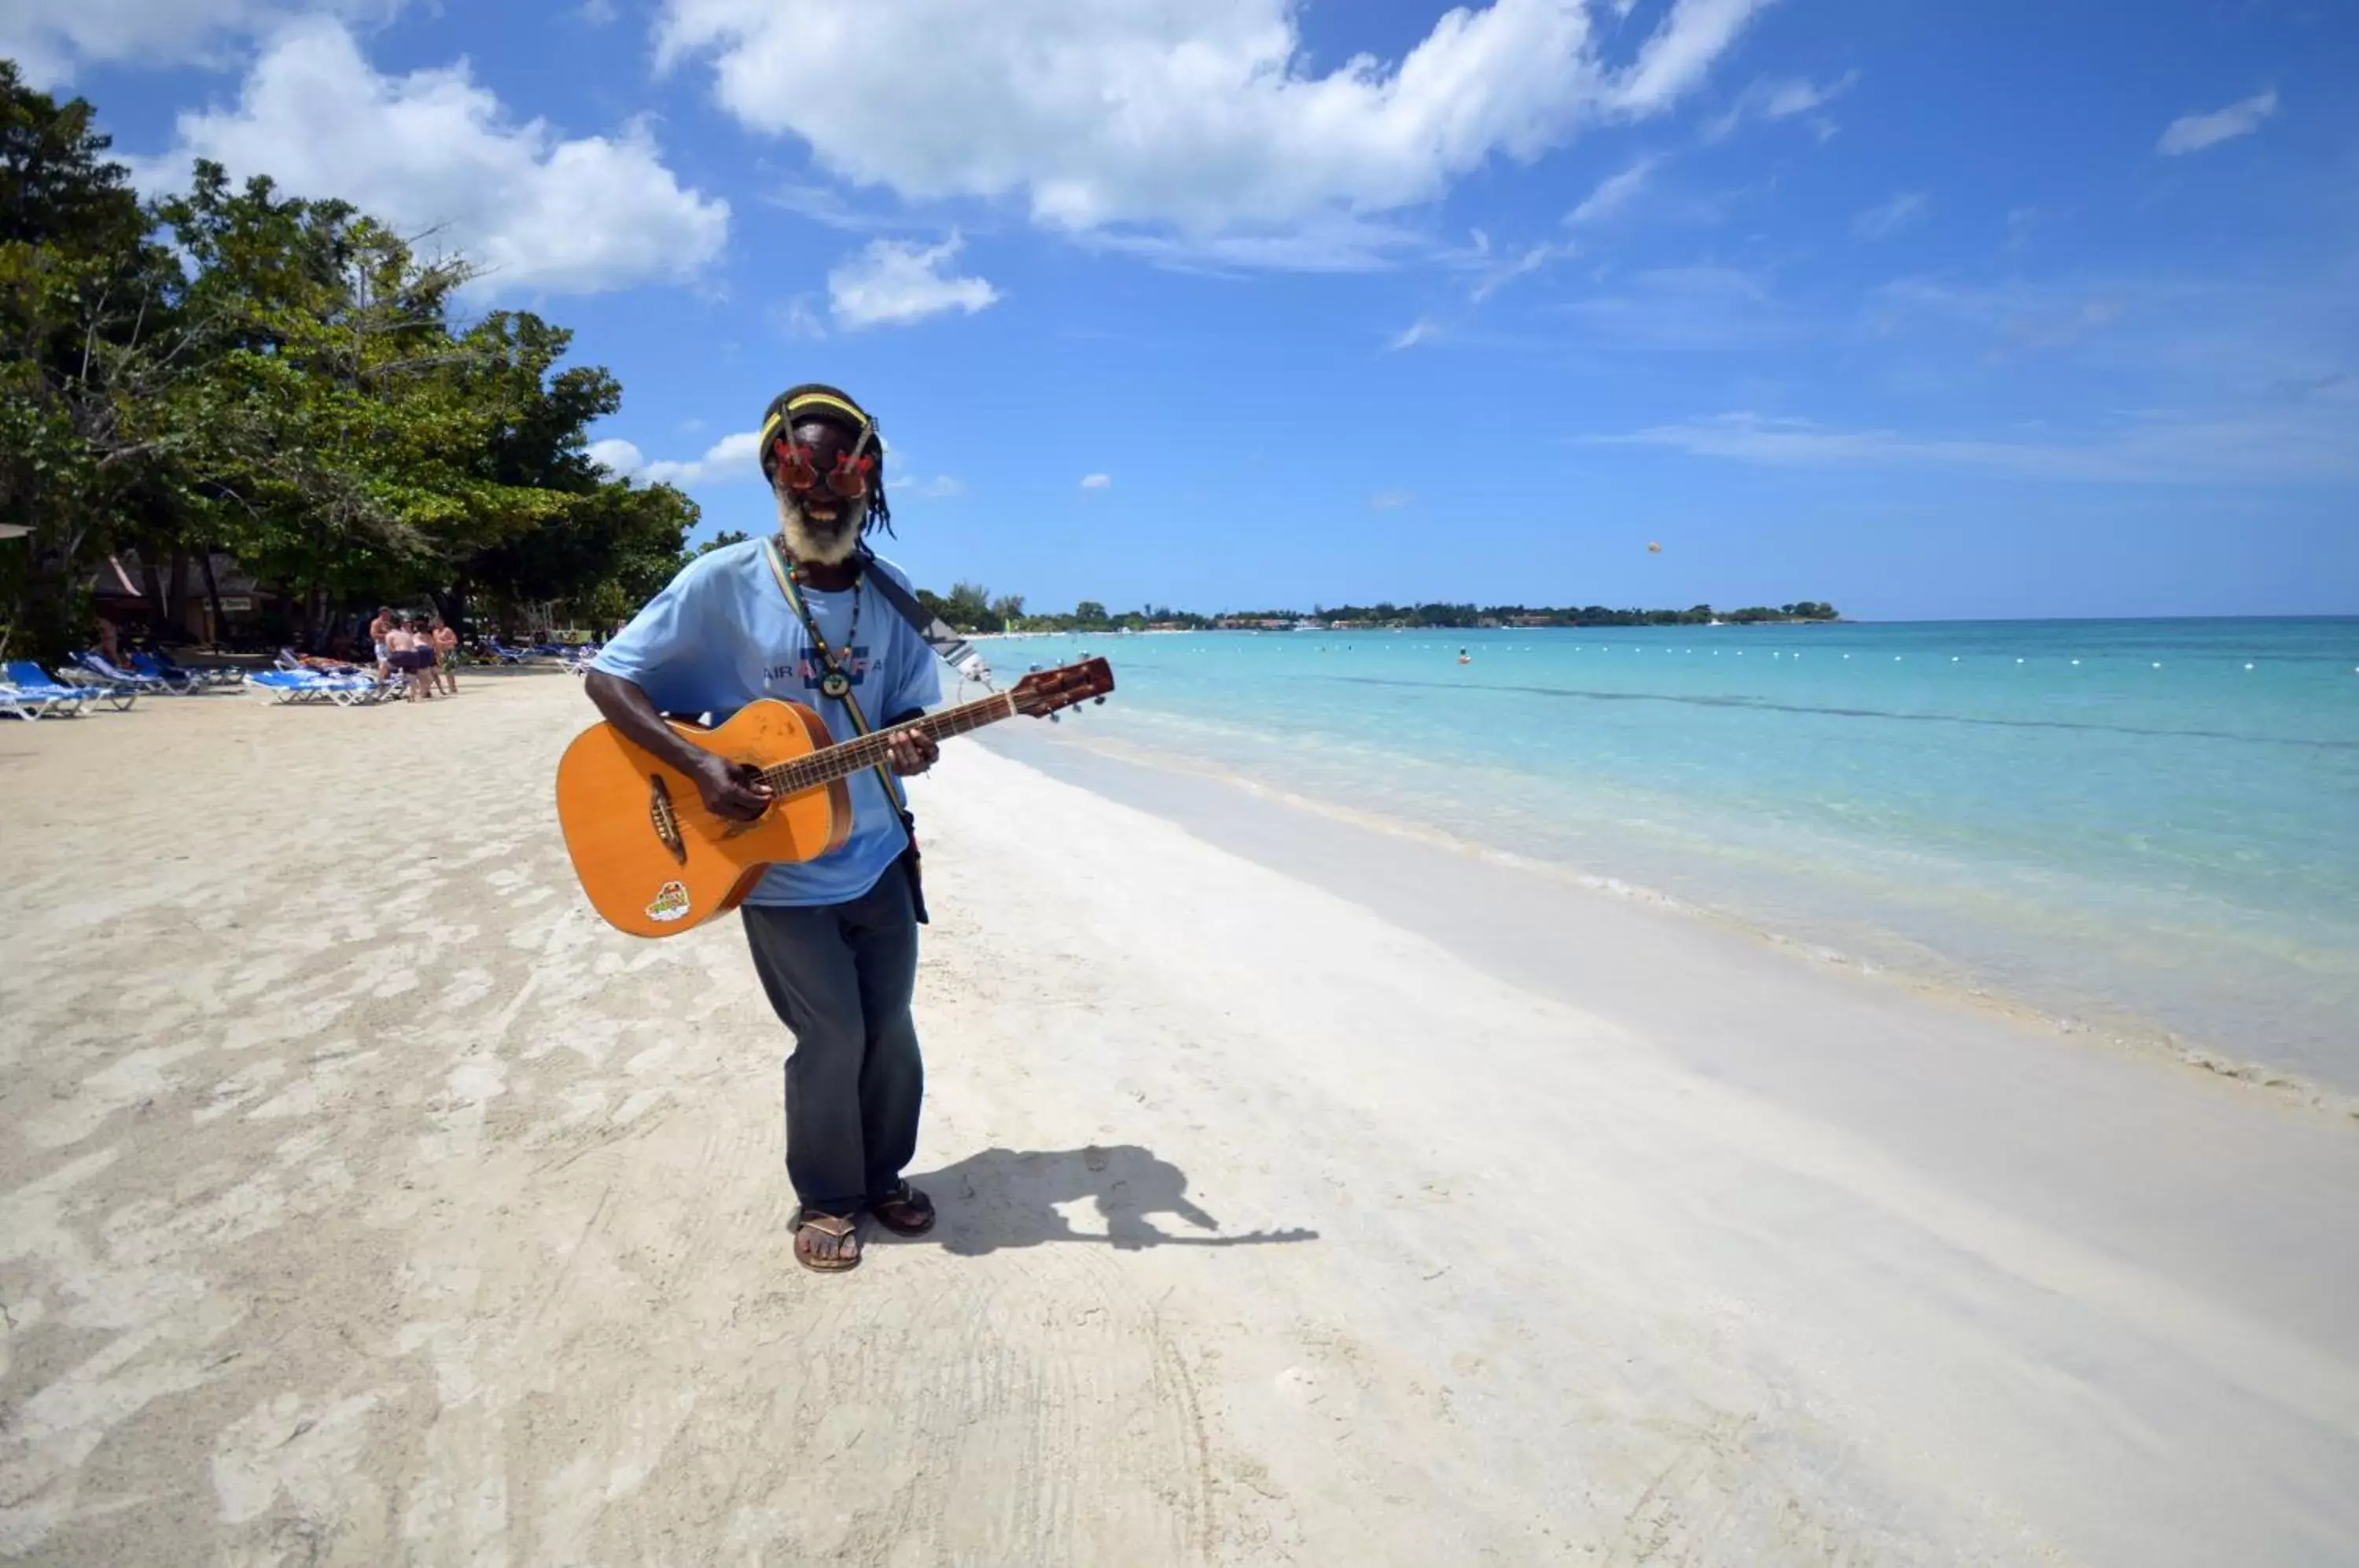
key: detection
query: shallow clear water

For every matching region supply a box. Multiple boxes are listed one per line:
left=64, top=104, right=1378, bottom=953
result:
left=984, top=619, right=2359, bottom=1088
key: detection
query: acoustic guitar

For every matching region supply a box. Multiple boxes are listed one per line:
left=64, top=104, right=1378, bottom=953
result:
left=557, top=657, right=1115, bottom=937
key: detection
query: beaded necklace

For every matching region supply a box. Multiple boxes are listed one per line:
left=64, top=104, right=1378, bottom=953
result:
left=781, top=545, right=863, bottom=701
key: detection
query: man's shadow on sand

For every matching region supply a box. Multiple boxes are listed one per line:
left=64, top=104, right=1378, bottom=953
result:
left=905, top=1146, right=1319, bottom=1257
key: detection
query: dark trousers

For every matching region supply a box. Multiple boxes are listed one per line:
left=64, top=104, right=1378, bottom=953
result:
left=740, top=871, right=924, bottom=1215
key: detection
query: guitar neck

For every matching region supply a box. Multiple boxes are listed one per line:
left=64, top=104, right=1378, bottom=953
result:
left=756, top=690, right=1018, bottom=795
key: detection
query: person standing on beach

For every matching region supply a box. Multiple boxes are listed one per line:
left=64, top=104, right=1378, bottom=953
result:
left=384, top=618, right=425, bottom=700
left=368, top=605, right=394, bottom=681
left=582, top=384, right=941, bottom=1275
left=430, top=617, right=459, bottom=695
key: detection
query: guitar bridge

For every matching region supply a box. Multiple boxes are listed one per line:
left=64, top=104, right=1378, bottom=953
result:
left=648, top=775, right=687, bottom=864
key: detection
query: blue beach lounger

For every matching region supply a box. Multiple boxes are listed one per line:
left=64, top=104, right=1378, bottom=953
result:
left=5, top=661, right=113, bottom=713
left=245, top=669, right=377, bottom=706
left=0, top=679, right=85, bottom=720
left=127, top=651, right=206, bottom=694
left=74, top=651, right=172, bottom=693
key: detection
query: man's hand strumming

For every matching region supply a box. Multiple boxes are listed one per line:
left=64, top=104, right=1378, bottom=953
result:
left=694, top=754, right=775, bottom=821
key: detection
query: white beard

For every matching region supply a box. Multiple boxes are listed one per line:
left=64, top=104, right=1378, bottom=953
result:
left=775, top=487, right=861, bottom=566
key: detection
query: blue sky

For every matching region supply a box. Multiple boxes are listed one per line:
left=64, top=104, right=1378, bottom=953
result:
left=14, top=0, right=2357, bottom=620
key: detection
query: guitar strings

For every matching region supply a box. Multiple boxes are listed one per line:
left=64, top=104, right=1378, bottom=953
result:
left=756, top=690, right=1017, bottom=797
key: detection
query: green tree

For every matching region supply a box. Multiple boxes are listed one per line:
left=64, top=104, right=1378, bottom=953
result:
left=146, top=163, right=488, bottom=641
left=2, top=66, right=716, bottom=657
left=0, top=61, right=188, bottom=656
left=943, top=580, right=995, bottom=631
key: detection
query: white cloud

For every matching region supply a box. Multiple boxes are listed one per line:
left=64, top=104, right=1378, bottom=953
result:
left=635, top=429, right=763, bottom=487
left=766, top=182, right=923, bottom=235
left=1702, top=68, right=1858, bottom=142
left=1369, top=490, right=1415, bottom=510
left=1566, top=155, right=1662, bottom=226
left=591, top=429, right=794, bottom=488
left=826, top=235, right=1000, bottom=329
left=0, top=0, right=394, bottom=85
left=1081, top=212, right=1422, bottom=274
left=1469, top=240, right=1575, bottom=302
left=2157, top=89, right=2279, bottom=156
left=769, top=293, right=829, bottom=340
left=1759, top=71, right=1857, bottom=120
left=1584, top=408, right=2359, bottom=484
left=1865, top=270, right=2358, bottom=394
left=1079, top=473, right=1113, bottom=491
left=129, top=20, right=729, bottom=297
left=1387, top=318, right=1441, bottom=352
left=1853, top=190, right=1929, bottom=241
left=1557, top=265, right=1790, bottom=350
left=1604, top=0, right=1766, bottom=114
left=881, top=449, right=965, bottom=500
left=587, top=438, right=647, bottom=477
left=656, top=0, right=1768, bottom=247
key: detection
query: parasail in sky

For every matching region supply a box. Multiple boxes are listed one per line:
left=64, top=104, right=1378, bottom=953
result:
left=1647, top=541, right=1662, bottom=554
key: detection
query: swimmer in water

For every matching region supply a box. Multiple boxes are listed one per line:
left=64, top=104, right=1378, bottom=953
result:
left=1457, top=648, right=1472, bottom=665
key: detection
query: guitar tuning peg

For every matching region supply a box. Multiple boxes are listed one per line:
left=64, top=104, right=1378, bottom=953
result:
left=1093, top=696, right=1106, bottom=705
left=1049, top=712, right=1062, bottom=724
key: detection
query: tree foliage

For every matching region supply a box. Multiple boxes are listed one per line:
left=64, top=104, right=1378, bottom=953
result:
left=916, top=594, right=1843, bottom=634
left=0, top=61, right=697, bottom=657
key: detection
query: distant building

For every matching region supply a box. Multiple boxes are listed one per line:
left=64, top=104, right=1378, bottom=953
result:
left=90, top=551, right=282, bottom=646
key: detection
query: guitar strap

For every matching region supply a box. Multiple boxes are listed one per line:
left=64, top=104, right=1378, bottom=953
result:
left=858, top=550, right=992, bottom=686
left=761, top=537, right=929, bottom=922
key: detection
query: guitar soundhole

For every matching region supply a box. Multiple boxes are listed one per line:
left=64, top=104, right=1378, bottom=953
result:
left=648, top=775, right=687, bottom=863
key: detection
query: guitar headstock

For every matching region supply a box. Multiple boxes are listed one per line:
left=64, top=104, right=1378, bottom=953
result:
left=1012, top=657, right=1115, bottom=718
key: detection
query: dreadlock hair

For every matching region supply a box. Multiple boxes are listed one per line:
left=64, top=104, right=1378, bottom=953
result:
left=756, top=382, right=895, bottom=540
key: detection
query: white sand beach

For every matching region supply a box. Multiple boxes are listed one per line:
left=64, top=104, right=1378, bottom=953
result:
left=2, top=671, right=2355, bottom=1566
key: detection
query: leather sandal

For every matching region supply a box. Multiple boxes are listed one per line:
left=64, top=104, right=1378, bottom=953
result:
left=793, top=1208, right=862, bottom=1272
left=870, top=1180, right=936, bottom=1238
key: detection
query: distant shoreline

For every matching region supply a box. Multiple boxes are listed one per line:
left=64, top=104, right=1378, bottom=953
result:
left=970, top=620, right=1849, bottom=639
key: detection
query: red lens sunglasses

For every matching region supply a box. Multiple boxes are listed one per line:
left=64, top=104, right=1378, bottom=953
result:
left=771, top=433, right=875, bottom=500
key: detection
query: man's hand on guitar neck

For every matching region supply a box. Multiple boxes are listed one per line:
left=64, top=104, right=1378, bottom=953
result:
left=885, top=727, right=938, bottom=777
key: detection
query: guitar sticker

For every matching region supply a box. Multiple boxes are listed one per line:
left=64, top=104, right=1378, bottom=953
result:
left=646, top=882, right=692, bottom=922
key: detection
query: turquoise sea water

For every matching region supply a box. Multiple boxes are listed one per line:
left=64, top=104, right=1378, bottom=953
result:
left=982, top=619, right=2359, bottom=1091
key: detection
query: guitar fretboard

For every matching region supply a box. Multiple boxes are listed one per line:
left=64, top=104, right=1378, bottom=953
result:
left=757, top=690, right=1018, bottom=796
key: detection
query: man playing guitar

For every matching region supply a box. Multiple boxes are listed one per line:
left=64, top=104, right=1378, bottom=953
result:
left=583, top=384, right=941, bottom=1274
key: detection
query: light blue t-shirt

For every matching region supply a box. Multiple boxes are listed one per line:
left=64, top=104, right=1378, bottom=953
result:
left=590, top=539, right=943, bottom=907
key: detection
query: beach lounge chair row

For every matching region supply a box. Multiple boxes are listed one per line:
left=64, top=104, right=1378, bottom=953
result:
left=483, top=635, right=570, bottom=664
left=127, top=650, right=241, bottom=692
left=4, top=651, right=396, bottom=717
left=478, top=636, right=600, bottom=670
left=3, top=647, right=268, bottom=717
left=68, top=650, right=200, bottom=695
